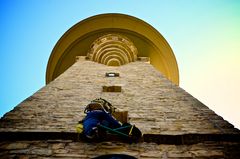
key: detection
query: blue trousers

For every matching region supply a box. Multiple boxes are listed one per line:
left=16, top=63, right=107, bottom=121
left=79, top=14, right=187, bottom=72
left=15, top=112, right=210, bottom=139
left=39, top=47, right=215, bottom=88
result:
left=83, top=110, right=121, bottom=138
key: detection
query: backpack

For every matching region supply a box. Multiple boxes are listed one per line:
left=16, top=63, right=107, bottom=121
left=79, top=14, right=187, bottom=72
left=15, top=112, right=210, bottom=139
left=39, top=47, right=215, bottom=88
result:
left=84, top=98, right=116, bottom=114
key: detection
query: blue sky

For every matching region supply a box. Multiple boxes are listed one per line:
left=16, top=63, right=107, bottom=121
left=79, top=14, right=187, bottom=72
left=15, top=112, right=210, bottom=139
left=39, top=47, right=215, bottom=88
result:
left=0, top=0, right=240, bottom=128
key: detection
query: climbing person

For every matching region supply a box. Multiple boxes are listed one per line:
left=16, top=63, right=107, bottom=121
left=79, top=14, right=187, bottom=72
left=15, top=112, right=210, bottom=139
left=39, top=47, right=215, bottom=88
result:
left=82, top=98, right=121, bottom=139
left=78, top=98, right=142, bottom=142
left=83, top=109, right=121, bottom=139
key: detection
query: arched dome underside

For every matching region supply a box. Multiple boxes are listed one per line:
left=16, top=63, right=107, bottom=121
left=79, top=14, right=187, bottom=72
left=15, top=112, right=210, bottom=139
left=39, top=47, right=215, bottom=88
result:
left=46, top=13, right=179, bottom=85
left=87, top=33, right=138, bottom=66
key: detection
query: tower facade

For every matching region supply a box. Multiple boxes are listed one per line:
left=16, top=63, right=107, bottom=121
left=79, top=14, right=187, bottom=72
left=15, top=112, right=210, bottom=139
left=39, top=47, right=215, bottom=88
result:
left=0, top=14, right=239, bottom=158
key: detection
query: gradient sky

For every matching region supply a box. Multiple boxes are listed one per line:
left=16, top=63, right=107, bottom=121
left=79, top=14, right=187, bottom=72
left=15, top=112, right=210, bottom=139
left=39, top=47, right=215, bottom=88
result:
left=0, top=0, right=239, bottom=129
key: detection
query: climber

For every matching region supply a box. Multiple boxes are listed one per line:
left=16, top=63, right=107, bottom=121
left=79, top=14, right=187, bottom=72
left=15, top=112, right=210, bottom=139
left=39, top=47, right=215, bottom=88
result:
left=83, top=108, right=121, bottom=139
left=82, top=98, right=121, bottom=139
left=77, top=98, right=142, bottom=141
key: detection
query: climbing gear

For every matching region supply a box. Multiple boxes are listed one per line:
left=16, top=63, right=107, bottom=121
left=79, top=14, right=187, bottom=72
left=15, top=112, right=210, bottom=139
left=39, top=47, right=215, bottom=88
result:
left=84, top=98, right=116, bottom=114
left=97, top=123, right=142, bottom=142
left=129, top=125, right=134, bottom=135
left=79, top=98, right=142, bottom=142
left=98, top=124, right=129, bottom=138
left=76, top=121, right=84, bottom=140
left=76, top=123, right=83, bottom=134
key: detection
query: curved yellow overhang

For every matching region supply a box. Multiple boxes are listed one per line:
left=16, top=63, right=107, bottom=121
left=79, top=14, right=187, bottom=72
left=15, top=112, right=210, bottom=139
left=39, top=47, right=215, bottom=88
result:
left=46, top=13, right=179, bottom=85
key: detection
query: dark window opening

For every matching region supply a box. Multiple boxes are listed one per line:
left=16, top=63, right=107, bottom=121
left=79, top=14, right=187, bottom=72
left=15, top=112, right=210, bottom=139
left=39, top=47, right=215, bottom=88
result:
left=137, top=57, right=150, bottom=62
left=105, top=72, right=120, bottom=77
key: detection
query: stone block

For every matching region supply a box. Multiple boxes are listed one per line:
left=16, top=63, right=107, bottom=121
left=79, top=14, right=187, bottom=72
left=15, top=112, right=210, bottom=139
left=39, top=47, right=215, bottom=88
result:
left=2, top=142, right=29, bottom=150
left=112, top=111, right=128, bottom=123
left=102, top=86, right=122, bottom=92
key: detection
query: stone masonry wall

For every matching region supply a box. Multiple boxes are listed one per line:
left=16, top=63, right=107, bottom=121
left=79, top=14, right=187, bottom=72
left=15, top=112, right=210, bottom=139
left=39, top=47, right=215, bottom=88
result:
left=1, top=59, right=240, bottom=158
left=1, top=140, right=240, bottom=159
left=0, top=59, right=239, bottom=135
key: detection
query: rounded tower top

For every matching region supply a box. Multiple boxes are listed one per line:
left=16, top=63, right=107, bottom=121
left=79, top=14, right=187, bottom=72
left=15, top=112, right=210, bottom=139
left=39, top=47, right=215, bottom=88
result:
left=46, top=13, right=179, bottom=85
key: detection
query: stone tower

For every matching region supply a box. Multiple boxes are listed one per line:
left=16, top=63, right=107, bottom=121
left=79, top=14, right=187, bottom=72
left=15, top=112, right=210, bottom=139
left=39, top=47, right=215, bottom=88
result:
left=0, top=14, right=239, bottom=158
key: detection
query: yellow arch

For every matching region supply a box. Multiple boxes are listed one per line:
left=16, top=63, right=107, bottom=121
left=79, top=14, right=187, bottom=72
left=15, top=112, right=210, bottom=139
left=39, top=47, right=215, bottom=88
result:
left=46, top=13, right=179, bottom=85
